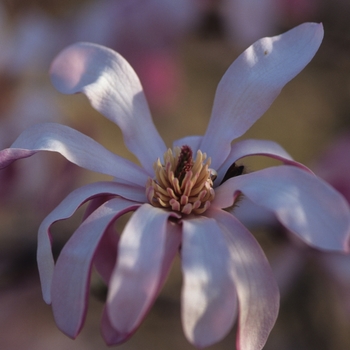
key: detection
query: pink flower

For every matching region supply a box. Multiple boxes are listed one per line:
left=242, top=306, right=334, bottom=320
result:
left=1, top=23, right=349, bottom=350
left=313, top=132, right=350, bottom=204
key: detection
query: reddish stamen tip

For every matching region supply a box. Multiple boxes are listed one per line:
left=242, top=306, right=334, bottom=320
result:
left=174, top=145, right=193, bottom=183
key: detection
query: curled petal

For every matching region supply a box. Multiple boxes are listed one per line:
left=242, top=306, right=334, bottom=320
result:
left=50, top=42, right=166, bottom=174
left=213, top=166, right=350, bottom=251
left=38, top=181, right=144, bottom=304
left=200, top=22, right=324, bottom=169
left=51, top=198, right=139, bottom=338
left=0, top=122, right=148, bottom=186
left=216, top=138, right=313, bottom=184
left=181, top=216, right=237, bottom=348
left=107, top=204, right=181, bottom=339
left=207, top=208, right=279, bottom=350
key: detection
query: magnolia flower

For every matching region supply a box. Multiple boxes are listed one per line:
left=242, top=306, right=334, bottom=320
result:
left=1, top=23, right=349, bottom=350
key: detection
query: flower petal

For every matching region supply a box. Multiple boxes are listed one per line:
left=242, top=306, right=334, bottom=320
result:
left=51, top=198, right=138, bottom=338
left=100, top=307, right=131, bottom=346
left=50, top=42, right=166, bottom=174
left=107, top=204, right=181, bottom=338
left=207, top=208, right=279, bottom=350
left=232, top=197, right=277, bottom=229
left=213, top=166, right=350, bottom=251
left=181, top=216, right=237, bottom=348
left=0, top=122, right=148, bottom=186
left=38, top=181, right=144, bottom=304
left=216, top=138, right=312, bottom=184
left=93, top=225, right=119, bottom=284
left=102, top=220, right=182, bottom=346
left=200, top=22, right=324, bottom=169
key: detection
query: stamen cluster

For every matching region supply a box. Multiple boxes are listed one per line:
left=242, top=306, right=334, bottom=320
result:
left=146, top=146, right=215, bottom=215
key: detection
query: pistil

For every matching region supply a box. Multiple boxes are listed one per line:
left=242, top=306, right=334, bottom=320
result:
left=146, top=145, right=215, bottom=215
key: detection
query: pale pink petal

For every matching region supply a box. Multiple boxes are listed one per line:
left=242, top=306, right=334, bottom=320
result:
left=38, top=181, right=145, bottom=304
left=213, top=166, right=350, bottom=251
left=107, top=204, right=181, bottom=338
left=208, top=208, right=279, bottom=350
left=216, top=138, right=312, bottom=184
left=50, top=42, right=166, bottom=174
left=0, top=122, right=148, bottom=185
left=181, top=216, right=237, bottom=348
left=232, top=197, right=277, bottom=228
left=93, top=225, right=119, bottom=284
left=200, top=22, right=324, bottom=169
left=100, top=307, right=131, bottom=346
left=102, top=220, right=182, bottom=346
left=51, top=198, right=139, bottom=338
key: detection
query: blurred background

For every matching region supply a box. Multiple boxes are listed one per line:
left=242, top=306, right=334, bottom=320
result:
left=1, top=0, right=350, bottom=349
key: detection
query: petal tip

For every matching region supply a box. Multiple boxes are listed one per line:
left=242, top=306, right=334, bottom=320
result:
left=49, top=42, right=95, bottom=95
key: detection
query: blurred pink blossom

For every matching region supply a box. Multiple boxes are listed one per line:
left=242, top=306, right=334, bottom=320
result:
left=313, top=133, right=350, bottom=204
left=312, top=133, right=350, bottom=313
left=0, top=5, right=65, bottom=76
left=219, top=0, right=320, bottom=48
left=0, top=5, right=80, bottom=215
left=1, top=23, right=349, bottom=350
left=73, top=0, right=200, bottom=112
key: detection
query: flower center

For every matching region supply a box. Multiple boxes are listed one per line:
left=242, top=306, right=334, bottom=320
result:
left=146, top=145, right=216, bottom=215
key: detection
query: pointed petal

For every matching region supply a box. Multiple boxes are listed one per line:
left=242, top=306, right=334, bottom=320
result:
left=216, top=139, right=312, bottom=184
left=100, top=307, right=131, bottom=346
left=213, top=166, right=350, bottom=251
left=50, top=42, right=166, bottom=173
left=200, top=23, right=324, bottom=169
left=38, top=181, right=144, bottom=304
left=51, top=198, right=138, bottom=338
left=107, top=204, right=181, bottom=337
left=181, top=216, right=237, bottom=348
left=0, top=122, right=148, bottom=185
left=207, top=208, right=279, bottom=350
